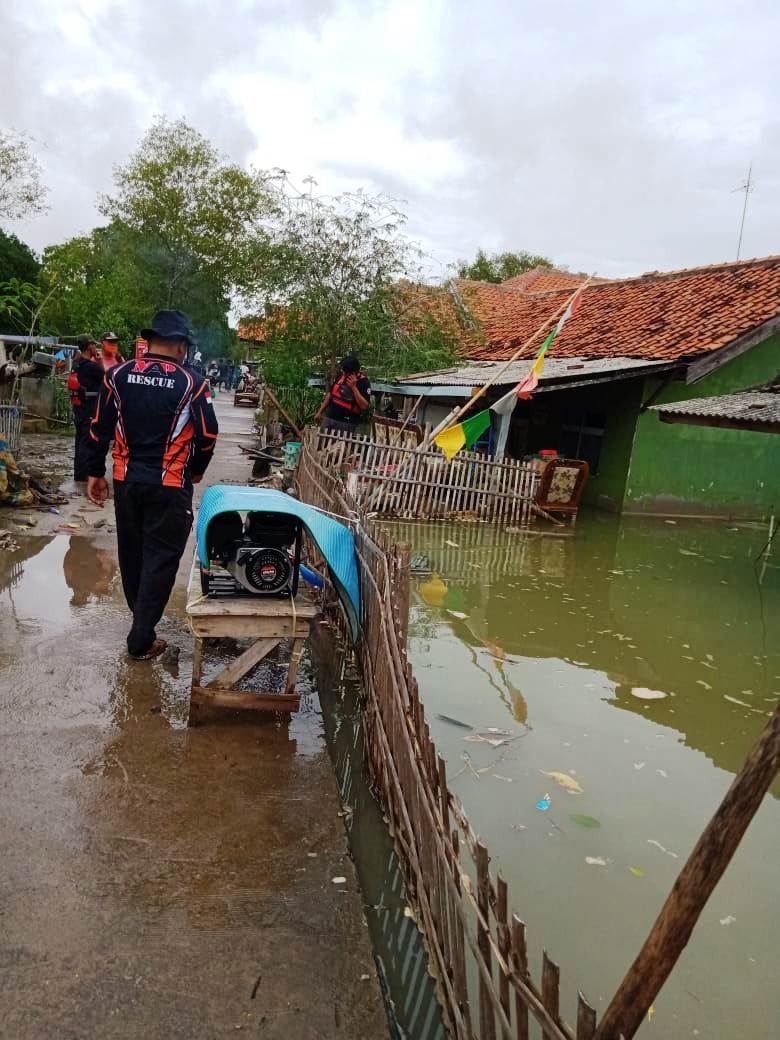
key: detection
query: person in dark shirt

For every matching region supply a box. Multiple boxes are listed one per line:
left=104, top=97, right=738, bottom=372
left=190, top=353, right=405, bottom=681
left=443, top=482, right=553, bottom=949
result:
left=316, top=355, right=371, bottom=432
left=68, top=335, right=103, bottom=484
left=86, top=309, right=219, bottom=660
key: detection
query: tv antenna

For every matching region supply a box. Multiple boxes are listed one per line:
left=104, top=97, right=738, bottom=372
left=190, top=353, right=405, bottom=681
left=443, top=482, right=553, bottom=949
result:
left=732, top=162, right=754, bottom=260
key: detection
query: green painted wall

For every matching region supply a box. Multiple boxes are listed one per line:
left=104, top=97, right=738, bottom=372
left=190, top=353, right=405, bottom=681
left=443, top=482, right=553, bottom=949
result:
left=579, top=380, right=643, bottom=511
left=624, top=335, right=780, bottom=518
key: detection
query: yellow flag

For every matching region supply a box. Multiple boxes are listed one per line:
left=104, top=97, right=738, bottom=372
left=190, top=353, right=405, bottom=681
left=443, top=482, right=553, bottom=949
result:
left=434, top=424, right=466, bottom=461
left=433, top=409, right=492, bottom=461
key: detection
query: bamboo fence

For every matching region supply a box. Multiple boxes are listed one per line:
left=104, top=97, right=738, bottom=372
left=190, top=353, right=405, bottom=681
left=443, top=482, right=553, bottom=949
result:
left=310, top=428, right=539, bottom=524
left=296, top=438, right=598, bottom=1040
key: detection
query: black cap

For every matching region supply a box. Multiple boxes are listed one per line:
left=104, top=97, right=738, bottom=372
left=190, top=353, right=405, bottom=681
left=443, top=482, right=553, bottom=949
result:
left=341, top=355, right=360, bottom=373
left=76, top=335, right=97, bottom=350
left=141, top=309, right=194, bottom=347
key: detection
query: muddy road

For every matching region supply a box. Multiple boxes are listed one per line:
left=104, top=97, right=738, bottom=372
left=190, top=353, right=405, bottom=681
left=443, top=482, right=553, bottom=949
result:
left=0, top=398, right=385, bottom=1039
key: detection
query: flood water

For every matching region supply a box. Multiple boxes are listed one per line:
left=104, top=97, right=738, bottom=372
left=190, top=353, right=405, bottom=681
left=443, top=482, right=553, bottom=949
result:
left=391, top=514, right=779, bottom=1039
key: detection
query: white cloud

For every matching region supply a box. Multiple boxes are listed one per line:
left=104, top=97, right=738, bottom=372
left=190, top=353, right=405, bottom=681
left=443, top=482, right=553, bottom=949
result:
left=1, top=0, right=778, bottom=278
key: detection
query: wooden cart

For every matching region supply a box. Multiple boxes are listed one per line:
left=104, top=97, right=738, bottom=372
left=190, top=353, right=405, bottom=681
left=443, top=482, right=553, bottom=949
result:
left=185, top=558, right=320, bottom=724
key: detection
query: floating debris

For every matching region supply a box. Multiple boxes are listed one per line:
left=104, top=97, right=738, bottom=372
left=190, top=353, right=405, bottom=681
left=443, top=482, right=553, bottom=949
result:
left=629, top=866, right=645, bottom=877
left=585, top=856, right=607, bottom=866
left=536, top=795, right=551, bottom=812
left=331, top=876, right=347, bottom=885
left=541, top=770, right=583, bottom=793
left=569, top=813, right=601, bottom=829
left=631, top=687, right=668, bottom=700
left=647, top=839, right=679, bottom=859
left=0, top=530, right=19, bottom=551
left=719, top=915, right=737, bottom=926
left=447, top=610, right=469, bottom=620
left=436, top=713, right=473, bottom=730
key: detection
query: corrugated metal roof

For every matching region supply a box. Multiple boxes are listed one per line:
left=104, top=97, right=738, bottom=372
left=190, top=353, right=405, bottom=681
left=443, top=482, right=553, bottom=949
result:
left=394, top=356, right=673, bottom=388
left=651, top=390, right=780, bottom=428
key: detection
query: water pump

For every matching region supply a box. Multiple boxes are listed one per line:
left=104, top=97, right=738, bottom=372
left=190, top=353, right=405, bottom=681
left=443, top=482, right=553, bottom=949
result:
left=202, top=510, right=301, bottom=597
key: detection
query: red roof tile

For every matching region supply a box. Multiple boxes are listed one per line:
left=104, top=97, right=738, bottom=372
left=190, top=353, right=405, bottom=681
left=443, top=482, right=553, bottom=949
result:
left=501, top=267, right=590, bottom=293
left=461, top=256, right=780, bottom=363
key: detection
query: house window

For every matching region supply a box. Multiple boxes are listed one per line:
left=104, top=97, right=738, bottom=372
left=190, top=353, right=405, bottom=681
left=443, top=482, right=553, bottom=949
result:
left=559, top=410, right=606, bottom=474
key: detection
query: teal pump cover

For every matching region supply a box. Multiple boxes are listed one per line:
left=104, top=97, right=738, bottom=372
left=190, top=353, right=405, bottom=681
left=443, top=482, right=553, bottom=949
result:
left=197, top=485, right=360, bottom=643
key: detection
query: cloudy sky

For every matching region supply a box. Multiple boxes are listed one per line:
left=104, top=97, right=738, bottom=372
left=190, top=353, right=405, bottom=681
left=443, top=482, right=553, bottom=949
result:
left=3, top=0, right=779, bottom=278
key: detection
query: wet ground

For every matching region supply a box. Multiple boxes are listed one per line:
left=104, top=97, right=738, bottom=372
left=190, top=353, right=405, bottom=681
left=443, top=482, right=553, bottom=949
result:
left=395, top=515, right=780, bottom=1039
left=0, top=398, right=385, bottom=1039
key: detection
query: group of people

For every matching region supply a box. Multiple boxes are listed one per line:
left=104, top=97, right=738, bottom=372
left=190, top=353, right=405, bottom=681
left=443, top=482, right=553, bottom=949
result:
left=66, top=318, right=373, bottom=665
left=68, top=332, right=126, bottom=482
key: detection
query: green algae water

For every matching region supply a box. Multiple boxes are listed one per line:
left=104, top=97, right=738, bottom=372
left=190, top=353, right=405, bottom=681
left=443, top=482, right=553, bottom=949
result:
left=391, top=514, right=779, bottom=1039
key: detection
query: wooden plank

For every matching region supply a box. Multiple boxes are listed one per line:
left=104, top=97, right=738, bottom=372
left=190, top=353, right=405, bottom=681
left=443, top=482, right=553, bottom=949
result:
left=596, top=700, right=780, bottom=1040
left=208, top=637, right=280, bottom=690
left=576, top=995, right=597, bottom=1040
left=542, top=952, right=561, bottom=1039
left=496, top=875, right=511, bottom=1023
left=476, top=842, right=497, bottom=1040
left=187, top=592, right=319, bottom=620
left=511, top=917, right=529, bottom=1040
left=189, top=615, right=313, bottom=639
left=191, top=686, right=300, bottom=712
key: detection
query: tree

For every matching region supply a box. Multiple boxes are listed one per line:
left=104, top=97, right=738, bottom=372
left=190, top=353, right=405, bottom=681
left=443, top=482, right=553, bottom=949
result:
left=0, top=130, right=48, bottom=222
left=39, top=222, right=237, bottom=354
left=458, top=248, right=553, bottom=283
left=0, top=230, right=39, bottom=284
left=0, top=231, right=40, bottom=333
left=99, top=117, right=273, bottom=308
left=252, top=182, right=459, bottom=388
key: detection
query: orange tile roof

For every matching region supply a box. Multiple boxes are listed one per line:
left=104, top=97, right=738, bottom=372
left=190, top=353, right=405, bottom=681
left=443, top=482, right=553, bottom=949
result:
left=461, top=255, right=780, bottom=363
left=501, top=267, right=590, bottom=293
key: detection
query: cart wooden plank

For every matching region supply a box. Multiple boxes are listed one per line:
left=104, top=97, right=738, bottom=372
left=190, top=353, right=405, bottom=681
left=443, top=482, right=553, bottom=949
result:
left=208, top=637, right=281, bottom=690
left=191, top=686, right=301, bottom=712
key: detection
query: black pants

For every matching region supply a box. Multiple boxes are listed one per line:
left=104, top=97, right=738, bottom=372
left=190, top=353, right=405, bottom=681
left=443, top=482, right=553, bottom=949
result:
left=72, top=407, right=93, bottom=481
left=113, top=481, right=193, bottom=657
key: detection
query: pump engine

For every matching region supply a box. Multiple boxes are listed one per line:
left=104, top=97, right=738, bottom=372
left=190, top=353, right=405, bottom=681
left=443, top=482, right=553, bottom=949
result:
left=201, top=510, right=301, bottom=598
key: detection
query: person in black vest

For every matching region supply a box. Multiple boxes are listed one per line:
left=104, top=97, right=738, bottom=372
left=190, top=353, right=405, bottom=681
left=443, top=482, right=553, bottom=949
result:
left=68, top=335, right=103, bottom=485
left=316, top=355, right=371, bottom=432
left=85, top=310, right=219, bottom=660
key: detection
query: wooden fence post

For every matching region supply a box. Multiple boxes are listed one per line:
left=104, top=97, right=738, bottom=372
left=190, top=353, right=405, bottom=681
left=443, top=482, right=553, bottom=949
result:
left=596, top=701, right=780, bottom=1039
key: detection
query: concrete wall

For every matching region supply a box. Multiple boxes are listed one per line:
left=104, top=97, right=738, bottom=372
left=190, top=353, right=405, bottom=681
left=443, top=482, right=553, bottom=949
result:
left=624, top=335, right=780, bottom=518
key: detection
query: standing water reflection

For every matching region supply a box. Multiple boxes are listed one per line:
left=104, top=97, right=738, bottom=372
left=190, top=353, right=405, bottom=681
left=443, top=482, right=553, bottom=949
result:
left=398, top=514, right=779, bottom=1038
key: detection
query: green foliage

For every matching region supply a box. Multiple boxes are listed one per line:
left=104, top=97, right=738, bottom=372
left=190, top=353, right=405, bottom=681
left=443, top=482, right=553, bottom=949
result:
left=0, top=230, right=39, bottom=285
left=40, top=222, right=237, bottom=352
left=251, top=184, right=459, bottom=389
left=37, top=116, right=274, bottom=353
left=99, top=117, right=273, bottom=305
left=0, top=277, right=44, bottom=335
left=0, top=129, right=48, bottom=222
left=458, top=248, right=553, bottom=283
left=268, top=385, right=323, bottom=428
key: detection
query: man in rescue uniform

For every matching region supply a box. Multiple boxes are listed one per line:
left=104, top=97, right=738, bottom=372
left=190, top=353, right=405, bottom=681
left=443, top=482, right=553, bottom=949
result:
left=316, top=355, right=371, bottom=432
left=68, top=335, right=103, bottom=484
left=99, top=331, right=124, bottom=371
left=86, top=310, right=219, bottom=660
